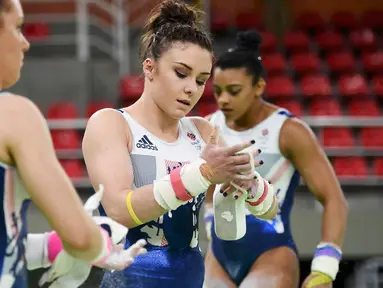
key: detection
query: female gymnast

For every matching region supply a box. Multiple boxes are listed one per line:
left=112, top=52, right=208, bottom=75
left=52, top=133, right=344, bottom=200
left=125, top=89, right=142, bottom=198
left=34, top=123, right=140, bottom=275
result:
left=203, top=30, right=348, bottom=288
left=0, top=0, right=146, bottom=287
left=82, top=1, right=275, bottom=287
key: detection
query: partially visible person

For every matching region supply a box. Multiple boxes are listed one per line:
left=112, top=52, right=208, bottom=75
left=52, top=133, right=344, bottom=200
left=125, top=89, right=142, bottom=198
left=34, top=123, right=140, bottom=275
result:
left=203, top=30, right=348, bottom=288
left=0, top=1, right=146, bottom=287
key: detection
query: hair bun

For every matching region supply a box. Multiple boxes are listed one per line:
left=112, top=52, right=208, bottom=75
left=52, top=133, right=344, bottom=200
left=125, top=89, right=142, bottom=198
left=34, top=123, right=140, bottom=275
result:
left=236, top=30, right=262, bottom=52
left=150, top=0, right=201, bottom=32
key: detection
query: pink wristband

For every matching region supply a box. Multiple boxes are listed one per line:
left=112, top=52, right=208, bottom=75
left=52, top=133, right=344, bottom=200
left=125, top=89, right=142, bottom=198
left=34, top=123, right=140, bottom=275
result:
left=47, top=228, right=112, bottom=265
left=248, top=179, right=269, bottom=206
left=170, top=167, right=193, bottom=201
left=47, top=231, right=63, bottom=263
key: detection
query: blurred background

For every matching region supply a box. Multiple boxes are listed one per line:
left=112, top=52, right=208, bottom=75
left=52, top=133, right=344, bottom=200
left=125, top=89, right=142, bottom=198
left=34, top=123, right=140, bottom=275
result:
left=9, top=0, right=383, bottom=287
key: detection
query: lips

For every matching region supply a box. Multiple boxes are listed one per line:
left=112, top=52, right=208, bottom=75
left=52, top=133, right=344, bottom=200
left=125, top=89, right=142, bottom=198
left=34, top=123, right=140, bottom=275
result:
left=177, top=99, right=191, bottom=106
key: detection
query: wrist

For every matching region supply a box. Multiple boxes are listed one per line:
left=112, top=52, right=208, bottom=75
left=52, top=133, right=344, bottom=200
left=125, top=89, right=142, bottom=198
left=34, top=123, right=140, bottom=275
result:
left=311, top=242, right=342, bottom=280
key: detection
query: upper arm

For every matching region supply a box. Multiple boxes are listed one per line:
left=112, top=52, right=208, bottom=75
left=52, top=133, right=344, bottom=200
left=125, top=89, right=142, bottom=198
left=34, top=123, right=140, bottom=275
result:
left=2, top=95, right=91, bottom=243
left=82, top=109, right=134, bottom=218
left=280, top=118, right=344, bottom=203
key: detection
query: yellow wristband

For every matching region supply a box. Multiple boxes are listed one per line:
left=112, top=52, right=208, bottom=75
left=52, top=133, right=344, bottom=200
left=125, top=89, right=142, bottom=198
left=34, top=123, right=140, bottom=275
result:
left=126, top=191, right=144, bottom=226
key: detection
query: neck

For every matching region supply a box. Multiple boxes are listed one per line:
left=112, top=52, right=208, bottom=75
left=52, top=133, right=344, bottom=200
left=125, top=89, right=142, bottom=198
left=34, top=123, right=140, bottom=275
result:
left=132, top=91, right=180, bottom=137
left=231, top=99, right=266, bottom=131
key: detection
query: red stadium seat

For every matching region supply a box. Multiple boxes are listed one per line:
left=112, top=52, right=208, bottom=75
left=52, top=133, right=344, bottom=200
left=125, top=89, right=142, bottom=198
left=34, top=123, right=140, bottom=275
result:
left=330, top=12, right=359, bottom=31
left=235, top=12, right=261, bottom=30
left=300, top=75, right=332, bottom=98
left=309, top=99, right=342, bottom=116
left=201, top=79, right=214, bottom=101
left=51, top=130, right=81, bottom=150
left=259, top=31, right=278, bottom=53
left=373, top=158, right=383, bottom=176
left=360, top=128, right=383, bottom=148
left=60, top=160, right=84, bottom=178
left=361, top=10, right=383, bottom=30
left=337, top=74, right=368, bottom=98
left=266, top=76, right=295, bottom=99
left=120, top=75, right=144, bottom=100
left=372, top=76, right=383, bottom=98
left=361, top=51, right=383, bottom=74
left=316, top=30, right=345, bottom=52
left=321, top=128, right=354, bottom=147
left=23, top=22, right=50, bottom=41
left=47, top=102, right=79, bottom=119
left=349, top=28, right=378, bottom=51
left=326, top=50, right=355, bottom=73
left=348, top=100, right=380, bottom=116
left=261, top=53, right=287, bottom=75
left=273, top=100, right=303, bottom=116
left=196, top=103, right=218, bottom=117
left=86, top=101, right=114, bottom=118
left=291, top=52, right=321, bottom=75
left=295, top=12, right=325, bottom=31
left=333, top=157, right=368, bottom=177
left=211, top=11, right=230, bottom=33
left=283, top=31, right=310, bottom=52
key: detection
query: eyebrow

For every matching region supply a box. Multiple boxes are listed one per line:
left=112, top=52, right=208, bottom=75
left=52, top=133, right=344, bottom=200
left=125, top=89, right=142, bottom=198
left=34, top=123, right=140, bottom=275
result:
left=174, top=62, right=211, bottom=76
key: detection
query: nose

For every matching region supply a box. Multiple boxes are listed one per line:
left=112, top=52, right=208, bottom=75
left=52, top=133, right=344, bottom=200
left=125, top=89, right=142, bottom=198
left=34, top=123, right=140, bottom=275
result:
left=21, top=34, right=30, bottom=52
left=184, top=80, right=198, bottom=96
left=217, top=92, right=230, bottom=106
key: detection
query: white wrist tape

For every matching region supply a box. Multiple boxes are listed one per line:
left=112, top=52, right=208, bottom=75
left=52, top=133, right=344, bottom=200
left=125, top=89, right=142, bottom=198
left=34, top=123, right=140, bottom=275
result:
left=26, top=233, right=51, bottom=270
left=153, top=158, right=211, bottom=210
left=311, top=242, right=342, bottom=280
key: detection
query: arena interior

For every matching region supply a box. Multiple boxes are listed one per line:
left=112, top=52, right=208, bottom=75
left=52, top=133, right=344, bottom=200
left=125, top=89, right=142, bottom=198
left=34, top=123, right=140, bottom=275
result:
left=11, top=0, right=383, bottom=287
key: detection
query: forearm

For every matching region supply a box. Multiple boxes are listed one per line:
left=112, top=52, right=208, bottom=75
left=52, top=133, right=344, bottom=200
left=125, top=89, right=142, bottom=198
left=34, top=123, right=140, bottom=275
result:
left=320, top=197, right=348, bottom=247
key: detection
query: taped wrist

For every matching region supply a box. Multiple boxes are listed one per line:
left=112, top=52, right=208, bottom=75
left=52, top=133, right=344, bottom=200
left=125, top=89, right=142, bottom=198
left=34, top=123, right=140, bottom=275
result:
left=153, top=158, right=211, bottom=210
left=46, top=228, right=112, bottom=266
left=26, top=233, right=51, bottom=270
left=311, top=242, right=342, bottom=280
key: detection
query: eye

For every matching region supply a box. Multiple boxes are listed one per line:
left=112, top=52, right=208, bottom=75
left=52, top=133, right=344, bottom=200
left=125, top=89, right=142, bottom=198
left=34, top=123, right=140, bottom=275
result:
left=17, top=23, right=24, bottom=32
left=196, top=80, right=206, bottom=86
left=175, top=70, right=187, bottom=79
left=213, top=86, right=222, bottom=96
left=228, top=87, right=241, bottom=96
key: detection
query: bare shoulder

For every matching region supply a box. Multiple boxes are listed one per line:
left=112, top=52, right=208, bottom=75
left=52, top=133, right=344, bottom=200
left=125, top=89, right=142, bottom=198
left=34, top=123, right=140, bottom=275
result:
left=83, top=107, right=131, bottom=150
left=188, top=116, right=214, bottom=142
left=0, top=93, right=42, bottom=121
left=280, top=117, right=317, bottom=156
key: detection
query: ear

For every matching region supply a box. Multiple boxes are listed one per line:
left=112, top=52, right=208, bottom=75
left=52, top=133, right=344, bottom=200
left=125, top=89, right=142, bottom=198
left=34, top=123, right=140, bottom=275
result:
left=254, top=77, right=266, bottom=97
left=143, top=58, right=155, bottom=81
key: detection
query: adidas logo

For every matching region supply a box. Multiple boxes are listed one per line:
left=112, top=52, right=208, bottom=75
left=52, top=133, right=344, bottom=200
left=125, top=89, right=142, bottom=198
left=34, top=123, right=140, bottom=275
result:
left=136, top=135, right=158, bottom=151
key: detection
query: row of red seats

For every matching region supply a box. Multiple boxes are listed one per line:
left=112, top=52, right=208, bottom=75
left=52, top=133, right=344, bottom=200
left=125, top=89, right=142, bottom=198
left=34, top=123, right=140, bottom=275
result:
left=47, top=101, right=114, bottom=119
left=59, top=157, right=383, bottom=178
left=194, top=99, right=381, bottom=118
left=295, top=11, right=383, bottom=31
left=51, top=125, right=383, bottom=151
left=263, top=51, right=383, bottom=75
left=211, top=10, right=383, bottom=34
left=266, top=74, right=383, bottom=99
left=120, top=74, right=383, bottom=100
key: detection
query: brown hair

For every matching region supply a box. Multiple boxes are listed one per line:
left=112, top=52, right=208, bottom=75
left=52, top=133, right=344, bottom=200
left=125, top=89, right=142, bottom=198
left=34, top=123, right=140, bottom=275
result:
left=139, top=0, right=213, bottom=61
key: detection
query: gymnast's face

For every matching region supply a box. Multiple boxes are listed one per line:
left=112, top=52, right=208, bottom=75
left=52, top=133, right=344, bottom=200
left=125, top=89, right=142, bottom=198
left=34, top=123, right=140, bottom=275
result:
left=0, top=0, right=29, bottom=89
left=213, top=67, right=264, bottom=121
left=144, top=42, right=212, bottom=119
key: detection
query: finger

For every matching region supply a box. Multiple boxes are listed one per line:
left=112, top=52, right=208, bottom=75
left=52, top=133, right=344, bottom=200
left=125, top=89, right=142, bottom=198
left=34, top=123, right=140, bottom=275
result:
left=208, top=126, right=220, bottom=145
left=229, top=149, right=260, bottom=165
left=235, top=163, right=252, bottom=173
left=220, top=183, right=236, bottom=197
left=126, top=239, right=147, bottom=257
left=137, top=248, right=147, bottom=256
left=231, top=173, right=257, bottom=181
left=224, top=140, right=255, bottom=156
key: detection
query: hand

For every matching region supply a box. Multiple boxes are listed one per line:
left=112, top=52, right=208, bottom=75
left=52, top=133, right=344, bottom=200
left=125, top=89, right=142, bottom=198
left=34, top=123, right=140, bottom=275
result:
left=301, top=272, right=333, bottom=288
left=38, top=186, right=147, bottom=288
left=200, top=126, right=262, bottom=184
